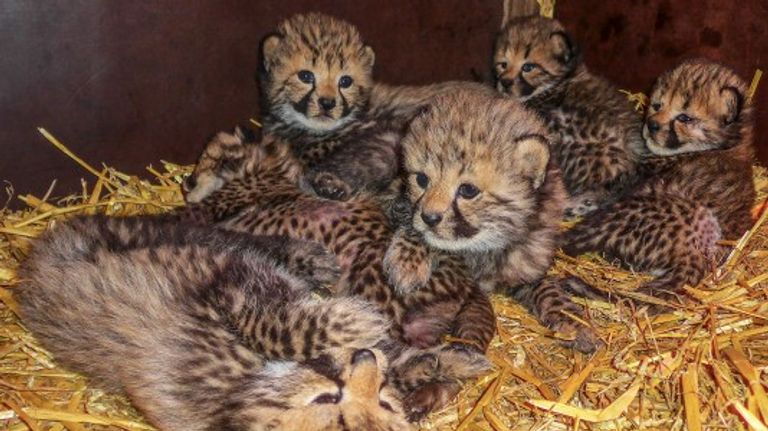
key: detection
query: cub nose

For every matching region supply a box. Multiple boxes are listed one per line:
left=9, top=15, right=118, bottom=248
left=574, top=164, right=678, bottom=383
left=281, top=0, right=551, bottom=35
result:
left=351, top=349, right=376, bottom=365
left=319, top=97, right=336, bottom=111
left=421, top=212, right=443, bottom=227
left=499, top=78, right=514, bottom=90
left=646, top=120, right=660, bottom=134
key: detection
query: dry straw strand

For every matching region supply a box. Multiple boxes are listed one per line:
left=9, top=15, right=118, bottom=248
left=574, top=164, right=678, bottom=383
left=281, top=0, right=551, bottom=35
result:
left=748, top=69, right=763, bottom=100
left=1, top=125, right=768, bottom=430
left=536, top=0, right=556, bottom=18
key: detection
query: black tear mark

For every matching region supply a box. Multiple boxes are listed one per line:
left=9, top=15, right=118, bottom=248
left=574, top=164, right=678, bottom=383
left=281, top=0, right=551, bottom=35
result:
left=293, top=86, right=315, bottom=115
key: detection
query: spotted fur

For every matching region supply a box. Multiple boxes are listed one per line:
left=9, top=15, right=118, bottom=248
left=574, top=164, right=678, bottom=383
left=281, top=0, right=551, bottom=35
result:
left=180, top=129, right=495, bottom=417
left=258, top=12, right=491, bottom=201
left=493, top=15, right=645, bottom=217
left=384, top=90, right=599, bottom=352
left=260, top=13, right=374, bottom=136
left=564, top=59, right=756, bottom=306
left=19, top=217, right=411, bottom=431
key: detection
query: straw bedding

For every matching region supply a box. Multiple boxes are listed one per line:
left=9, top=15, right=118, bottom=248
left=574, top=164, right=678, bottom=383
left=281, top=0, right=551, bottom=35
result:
left=1, top=127, right=767, bottom=431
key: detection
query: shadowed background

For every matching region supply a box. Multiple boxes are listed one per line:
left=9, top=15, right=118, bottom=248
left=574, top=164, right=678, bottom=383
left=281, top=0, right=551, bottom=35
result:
left=1, top=0, right=766, bottom=207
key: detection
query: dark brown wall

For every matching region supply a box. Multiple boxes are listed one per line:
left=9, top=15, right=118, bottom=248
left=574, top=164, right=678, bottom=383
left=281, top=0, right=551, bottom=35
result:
left=0, top=1, right=500, bottom=204
left=2, top=1, right=767, bottom=207
left=556, top=0, right=768, bottom=163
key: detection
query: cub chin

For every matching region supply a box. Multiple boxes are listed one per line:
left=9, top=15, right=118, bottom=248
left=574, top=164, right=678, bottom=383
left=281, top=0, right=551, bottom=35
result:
left=384, top=90, right=601, bottom=352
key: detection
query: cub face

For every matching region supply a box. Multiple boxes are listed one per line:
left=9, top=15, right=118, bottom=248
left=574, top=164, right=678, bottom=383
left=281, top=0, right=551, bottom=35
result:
left=402, top=90, right=552, bottom=252
left=260, top=13, right=375, bottom=134
left=228, top=349, right=411, bottom=430
left=493, top=16, right=579, bottom=101
left=257, top=349, right=410, bottom=431
left=643, top=59, right=751, bottom=156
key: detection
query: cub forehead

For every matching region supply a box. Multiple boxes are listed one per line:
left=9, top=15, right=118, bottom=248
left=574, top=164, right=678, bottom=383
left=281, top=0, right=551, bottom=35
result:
left=497, top=15, right=566, bottom=48
left=656, top=59, right=748, bottom=99
left=404, top=90, right=549, bottom=160
left=272, top=13, right=368, bottom=65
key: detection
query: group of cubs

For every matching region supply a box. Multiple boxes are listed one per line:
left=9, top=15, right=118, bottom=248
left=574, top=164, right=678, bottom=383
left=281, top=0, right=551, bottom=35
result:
left=18, top=11, right=756, bottom=431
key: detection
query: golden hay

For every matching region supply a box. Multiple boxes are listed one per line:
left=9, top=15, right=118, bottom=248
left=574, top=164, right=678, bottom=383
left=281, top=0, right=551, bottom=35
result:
left=1, top=129, right=768, bottom=431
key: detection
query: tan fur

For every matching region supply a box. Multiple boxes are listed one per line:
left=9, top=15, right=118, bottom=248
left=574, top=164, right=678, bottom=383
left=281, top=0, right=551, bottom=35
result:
left=494, top=16, right=575, bottom=101
left=368, top=81, right=496, bottom=131
left=180, top=129, right=495, bottom=419
left=565, top=59, right=756, bottom=307
left=19, top=218, right=411, bottom=431
left=493, top=15, right=645, bottom=218
left=397, top=90, right=564, bottom=287
left=643, top=58, right=753, bottom=157
left=384, top=90, right=599, bottom=352
left=259, top=13, right=492, bottom=201
left=261, top=13, right=374, bottom=135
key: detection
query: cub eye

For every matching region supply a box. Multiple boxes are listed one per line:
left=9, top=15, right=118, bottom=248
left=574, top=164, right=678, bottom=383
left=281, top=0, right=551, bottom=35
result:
left=297, top=70, right=315, bottom=84
left=496, top=61, right=508, bottom=70
left=521, top=63, right=536, bottom=73
left=312, top=393, right=340, bottom=404
left=379, top=400, right=394, bottom=412
left=676, top=113, right=694, bottom=123
left=415, top=172, right=429, bottom=189
left=457, top=183, right=480, bottom=199
left=651, top=102, right=661, bottom=111
left=338, top=75, right=354, bottom=88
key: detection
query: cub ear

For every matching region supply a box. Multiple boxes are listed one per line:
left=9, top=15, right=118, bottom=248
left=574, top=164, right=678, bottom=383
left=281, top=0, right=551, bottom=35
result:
left=260, top=34, right=282, bottom=72
left=549, top=31, right=578, bottom=65
left=720, top=85, right=744, bottom=125
left=362, top=45, right=376, bottom=68
left=511, top=134, right=550, bottom=189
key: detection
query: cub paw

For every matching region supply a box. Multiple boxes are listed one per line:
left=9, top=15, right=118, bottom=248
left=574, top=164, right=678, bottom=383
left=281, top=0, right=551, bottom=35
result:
left=184, top=128, right=253, bottom=203
left=433, top=344, right=492, bottom=380
left=390, top=345, right=491, bottom=395
left=285, top=240, right=341, bottom=291
left=392, top=345, right=492, bottom=420
left=307, top=171, right=353, bottom=201
left=553, top=320, right=602, bottom=354
left=563, top=191, right=602, bottom=220
left=394, top=352, right=440, bottom=391
left=403, top=381, right=458, bottom=422
left=383, top=233, right=432, bottom=295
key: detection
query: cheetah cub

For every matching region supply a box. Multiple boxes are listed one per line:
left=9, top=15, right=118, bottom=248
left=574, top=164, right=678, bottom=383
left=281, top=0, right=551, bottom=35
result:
left=256, top=12, right=490, bottom=201
left=180, top=128, right=496, bottom=419
left=384, top=90, right=600, bottom=351
left=564, top=59, right=756, bottom=307
left=493, top=15, right=646, bottom=217
left=19, top=216, right=411, bottom=431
